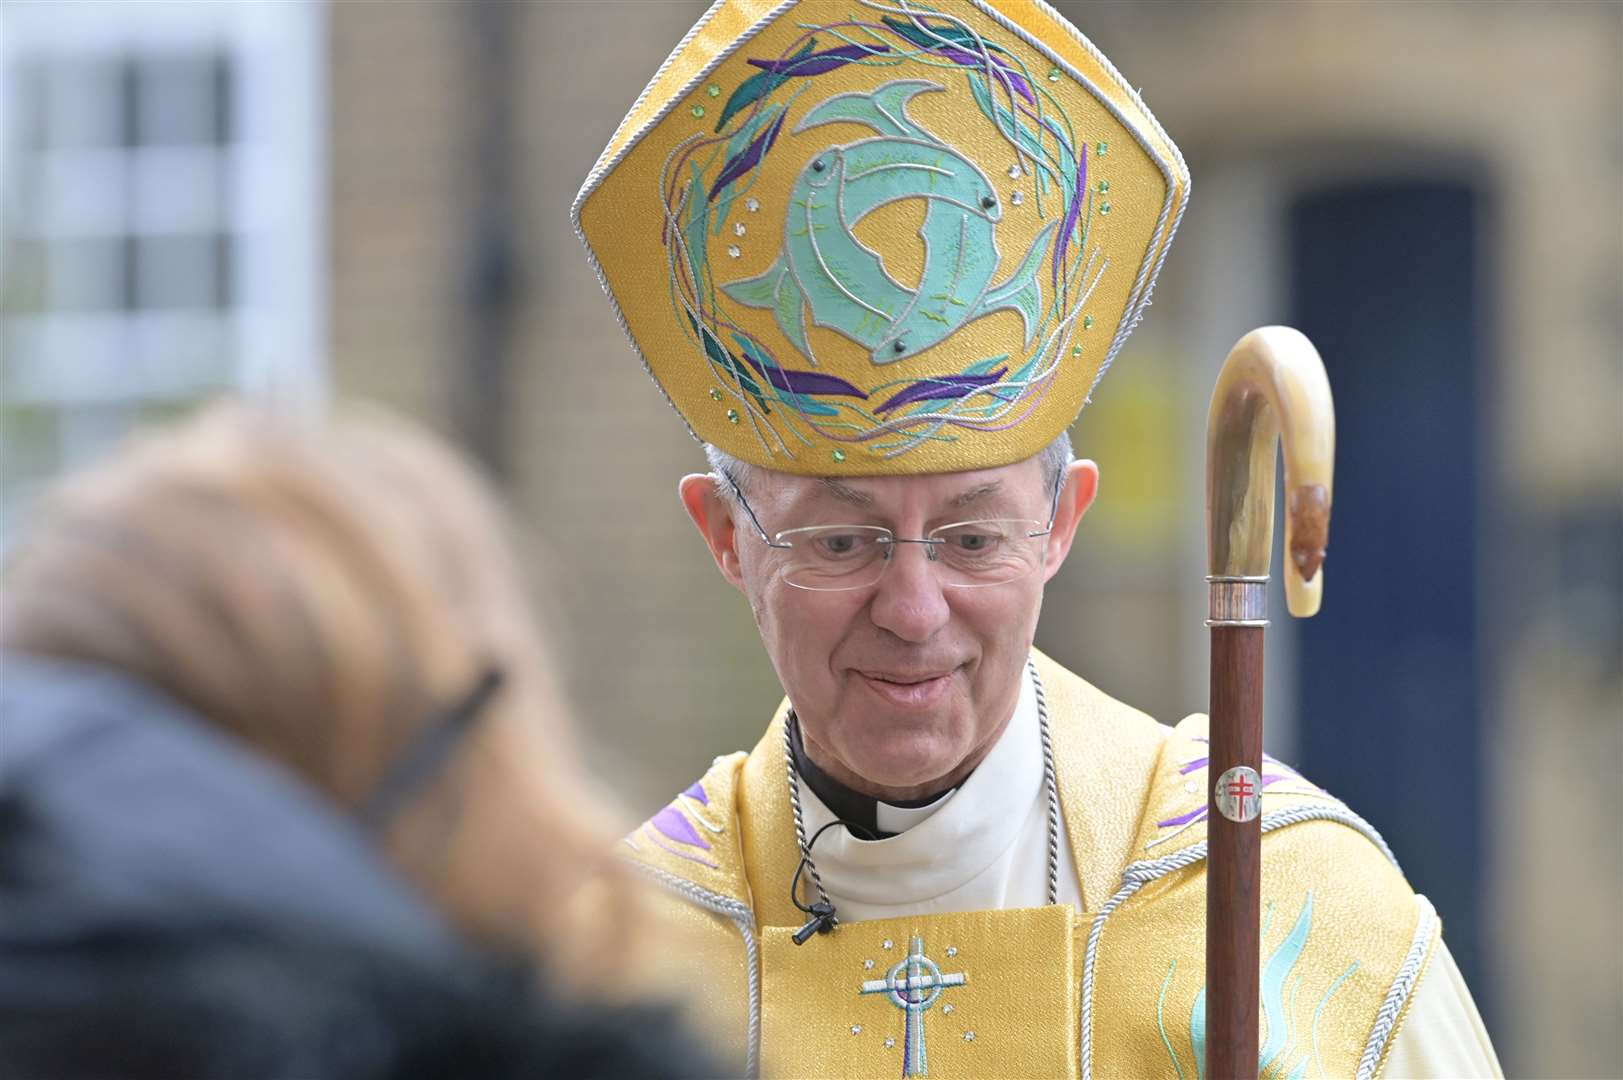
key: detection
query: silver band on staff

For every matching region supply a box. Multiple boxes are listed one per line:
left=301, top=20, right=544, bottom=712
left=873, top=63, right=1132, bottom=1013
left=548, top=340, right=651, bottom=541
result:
left=1206, top=575, right=1269, bottom=627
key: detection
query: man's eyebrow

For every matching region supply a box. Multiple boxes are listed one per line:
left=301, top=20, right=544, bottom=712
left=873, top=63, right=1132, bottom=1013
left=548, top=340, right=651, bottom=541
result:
left=816, top=478, right=874, bottom=506
left=948, top=481, right=1003, bottom=508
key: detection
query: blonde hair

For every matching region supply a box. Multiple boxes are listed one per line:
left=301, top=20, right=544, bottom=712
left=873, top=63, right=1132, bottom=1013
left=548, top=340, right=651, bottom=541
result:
left=1, top=401, right=624, bottom=973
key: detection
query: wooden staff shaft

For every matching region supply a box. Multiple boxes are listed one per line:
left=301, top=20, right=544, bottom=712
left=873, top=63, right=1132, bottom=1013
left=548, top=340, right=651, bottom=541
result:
left=1207, top=626, right=1264, bottom=1079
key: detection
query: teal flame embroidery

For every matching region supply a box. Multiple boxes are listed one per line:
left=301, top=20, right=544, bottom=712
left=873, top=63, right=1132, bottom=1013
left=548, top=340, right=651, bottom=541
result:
left=1190, top=984, right=1207, bottom=1080
left=1169, top=892, right=1360, bottom=1079
left=1313, top=961, right=1361, bottom=1077
left=1259, top=893, right=1315, bottom=1072
left=1158, top=959, right=1186, bottom=1080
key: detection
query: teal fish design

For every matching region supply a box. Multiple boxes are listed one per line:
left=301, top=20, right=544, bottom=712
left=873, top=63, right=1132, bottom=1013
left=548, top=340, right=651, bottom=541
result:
left=722, top=80, right=1056, bottom=365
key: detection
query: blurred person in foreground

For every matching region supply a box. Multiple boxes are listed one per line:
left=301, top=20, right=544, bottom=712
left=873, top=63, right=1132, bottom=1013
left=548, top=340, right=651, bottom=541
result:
left=572, top=1, right=1500, bottom=1076
left=0, top=403, right=720, bottom=1079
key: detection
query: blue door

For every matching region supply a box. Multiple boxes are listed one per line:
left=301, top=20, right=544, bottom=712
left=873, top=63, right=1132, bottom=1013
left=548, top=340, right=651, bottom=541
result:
left=1288, top=181, right=1489, bottom=1018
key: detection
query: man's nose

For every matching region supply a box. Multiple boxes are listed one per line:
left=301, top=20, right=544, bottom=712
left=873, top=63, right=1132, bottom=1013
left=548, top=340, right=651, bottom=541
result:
left=867, top=541, right=951, bottom=643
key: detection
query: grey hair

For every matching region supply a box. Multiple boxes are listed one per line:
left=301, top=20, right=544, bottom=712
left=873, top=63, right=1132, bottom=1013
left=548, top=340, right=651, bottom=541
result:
left=704, top=429, right=1074, bottom=508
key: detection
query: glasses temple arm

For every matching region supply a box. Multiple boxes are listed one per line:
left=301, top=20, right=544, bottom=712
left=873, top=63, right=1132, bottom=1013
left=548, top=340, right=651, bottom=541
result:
left=1030, top=466, right=1068, bottom=537
left=718, top=469, right=791, bottom=548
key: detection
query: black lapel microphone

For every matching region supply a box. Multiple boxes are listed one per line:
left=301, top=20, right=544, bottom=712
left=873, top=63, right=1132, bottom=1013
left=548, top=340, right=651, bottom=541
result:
left=790, top=817, right=879, bottom=945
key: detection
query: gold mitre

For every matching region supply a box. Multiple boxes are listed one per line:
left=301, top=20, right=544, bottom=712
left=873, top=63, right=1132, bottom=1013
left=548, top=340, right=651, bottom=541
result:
left=574, top=0, right=1189, bottom=476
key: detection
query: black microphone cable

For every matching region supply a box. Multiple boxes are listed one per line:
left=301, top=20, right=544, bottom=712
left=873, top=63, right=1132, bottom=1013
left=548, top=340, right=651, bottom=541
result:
left=789, top=817, right=880, bottom=945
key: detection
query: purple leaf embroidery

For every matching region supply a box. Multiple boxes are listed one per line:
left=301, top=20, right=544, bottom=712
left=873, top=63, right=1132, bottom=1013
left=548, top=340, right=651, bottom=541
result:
left=708, top=108, right=788, bottom=202
left=1053, top=142, right=1087, bottom=290
left=644, top=828, right=720, bottom=870
left=874, top=369, right=1009, bottom=415
left=651, top=805, right=710, bottom=850
left=1158, top=805, right=1209, bottom=829
left=931, top=45, right=1035, bottom=105
left=716, top=39, right=816, bottom=132
left=682, top=781, right=709, bottom=806
left=737, top=348, right=868, bottom=398
left=746, top=44, right=888, bottom=77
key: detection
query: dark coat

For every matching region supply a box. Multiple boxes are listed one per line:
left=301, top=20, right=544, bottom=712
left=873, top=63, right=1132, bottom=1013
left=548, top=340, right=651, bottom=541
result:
left=0, top=655, right=722, bottom=1079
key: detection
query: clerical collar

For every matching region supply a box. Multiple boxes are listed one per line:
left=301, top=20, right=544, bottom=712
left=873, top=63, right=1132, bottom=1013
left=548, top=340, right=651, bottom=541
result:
left=787, top=712, right=958, bottom=840
left=787, top=662, right=1056, bottom=915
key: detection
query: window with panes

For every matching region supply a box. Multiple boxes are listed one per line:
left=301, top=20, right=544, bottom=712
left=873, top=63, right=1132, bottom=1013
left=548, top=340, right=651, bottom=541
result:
left=0, top=2, right=323, bottom=544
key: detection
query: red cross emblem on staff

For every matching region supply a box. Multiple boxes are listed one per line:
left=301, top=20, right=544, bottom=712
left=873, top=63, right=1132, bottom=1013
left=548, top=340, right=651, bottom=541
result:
left=1214, top=765, right=1261, bottom=823
left=1226, top=772, right=1255, bottom=803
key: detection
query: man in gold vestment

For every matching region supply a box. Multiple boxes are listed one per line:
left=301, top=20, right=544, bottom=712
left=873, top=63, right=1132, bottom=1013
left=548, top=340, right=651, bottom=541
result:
left=574, top=2, right=1502, bottom=1075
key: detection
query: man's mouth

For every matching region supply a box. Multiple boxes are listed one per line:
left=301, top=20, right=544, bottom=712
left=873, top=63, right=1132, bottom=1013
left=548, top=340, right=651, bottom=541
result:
left=856, top=667, right=959, bottom=710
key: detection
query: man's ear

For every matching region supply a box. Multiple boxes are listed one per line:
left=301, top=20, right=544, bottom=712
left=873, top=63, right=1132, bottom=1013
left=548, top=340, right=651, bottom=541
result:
left=679, top=473, right=747, bottom=591
left=1040, top=459, right=1099, bottom=583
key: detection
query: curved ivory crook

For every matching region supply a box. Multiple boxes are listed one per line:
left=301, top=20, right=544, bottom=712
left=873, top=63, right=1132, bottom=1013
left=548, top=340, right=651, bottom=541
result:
left=1206, top=326, right=1335, bottom=617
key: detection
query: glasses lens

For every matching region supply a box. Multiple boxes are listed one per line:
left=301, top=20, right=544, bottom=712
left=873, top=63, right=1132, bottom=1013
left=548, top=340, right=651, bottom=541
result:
left=931, top=519, right=1045, bottom=587
left=777, top=525, right=892, bottom=591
